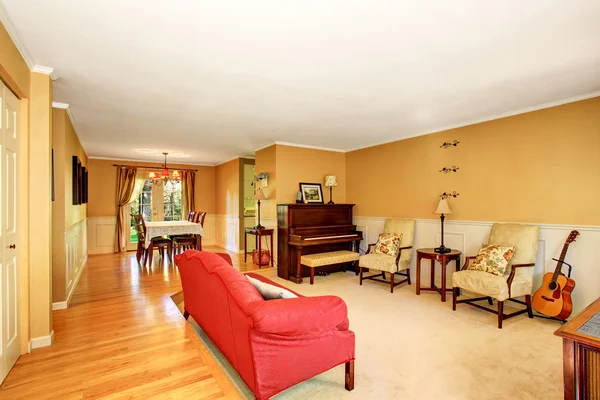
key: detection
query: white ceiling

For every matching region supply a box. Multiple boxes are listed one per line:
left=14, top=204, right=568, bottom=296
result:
left=3, top=1, right=600, bottom=165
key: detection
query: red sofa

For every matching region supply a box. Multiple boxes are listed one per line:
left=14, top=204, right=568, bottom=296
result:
left=174, top=250, right=355, bottom=400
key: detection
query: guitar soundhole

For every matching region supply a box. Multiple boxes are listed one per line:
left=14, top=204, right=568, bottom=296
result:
left=548, top=281, right=558, bottom=291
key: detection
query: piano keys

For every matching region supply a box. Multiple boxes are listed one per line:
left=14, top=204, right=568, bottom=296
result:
left=277, top=204, right=363, bottom=283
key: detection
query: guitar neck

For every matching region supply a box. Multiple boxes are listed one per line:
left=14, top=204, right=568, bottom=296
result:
left=551, top=243, right=570, bottom=281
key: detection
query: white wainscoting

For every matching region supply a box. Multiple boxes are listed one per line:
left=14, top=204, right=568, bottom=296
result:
left=87, top=215, right=217, bottom=255
left=215, top=215, right=240, bottom=253
left=87, top=216, right=117, bottom=254
left=354, top=217, right=600, bottom=315
left=53, top=219, right=88, bottom=310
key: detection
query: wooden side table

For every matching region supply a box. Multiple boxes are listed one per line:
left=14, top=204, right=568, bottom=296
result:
left=244, top=228, right=274, bottom=268
left=416, top=248, right=461, bottom=302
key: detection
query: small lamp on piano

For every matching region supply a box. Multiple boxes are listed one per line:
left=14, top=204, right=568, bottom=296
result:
left=324, top=175, right=337, bottom=204
left=253, top=188, right=266, bottom=230
left=433, top=198, right=452, bottom=254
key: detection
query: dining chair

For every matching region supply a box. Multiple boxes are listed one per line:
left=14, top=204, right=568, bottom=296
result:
left=173, top=212, right=207, bottom=254
left=131, top=214, right=172, bottom=266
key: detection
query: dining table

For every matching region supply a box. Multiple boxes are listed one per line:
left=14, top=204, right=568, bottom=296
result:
left=143, top=220, right=204, bottom=249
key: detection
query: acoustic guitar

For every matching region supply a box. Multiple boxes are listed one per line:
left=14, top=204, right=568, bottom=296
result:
left=532, top=230, right=579, bottom=320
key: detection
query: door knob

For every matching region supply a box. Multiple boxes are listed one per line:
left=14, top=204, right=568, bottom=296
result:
left=9, top=244, right=16, bottom=249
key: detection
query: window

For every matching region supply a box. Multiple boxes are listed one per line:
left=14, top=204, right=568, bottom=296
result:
left=163, top=180, right=182, bottom=221
left=129, top=180, right=153, bottom=244
left=128, top=179, right=183, bottom=244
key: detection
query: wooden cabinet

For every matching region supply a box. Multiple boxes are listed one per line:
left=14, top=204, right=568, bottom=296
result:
left=555, top=297, right=600, bottom=400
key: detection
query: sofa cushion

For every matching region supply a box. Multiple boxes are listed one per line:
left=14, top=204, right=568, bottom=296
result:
left=247, top=276, right=298, bottom=300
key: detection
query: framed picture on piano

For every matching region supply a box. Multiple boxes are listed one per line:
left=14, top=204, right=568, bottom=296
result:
left=299, top=182, right=324, bottom=204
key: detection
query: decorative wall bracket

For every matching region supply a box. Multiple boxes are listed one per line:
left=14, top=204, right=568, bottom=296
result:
left=440, top=140, right=460, bottom=149
left=439, top=165, right=459, bottom=174
left=256, top=172, right=270, bottom=187
left=440, top=191, right=460, bottom=200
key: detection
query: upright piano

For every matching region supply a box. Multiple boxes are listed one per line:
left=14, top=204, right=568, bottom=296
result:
left=277, top=204, right=363, bottom=283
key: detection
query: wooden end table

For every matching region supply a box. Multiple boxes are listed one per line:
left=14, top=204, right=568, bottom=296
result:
left=244, top=228, right=274, bottom=268
left=416, top=248, right=461, bottom=302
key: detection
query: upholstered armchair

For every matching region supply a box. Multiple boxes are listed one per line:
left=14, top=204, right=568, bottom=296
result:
left=452, top=223, right=540, bottom=329
left=359, top=219, right=416, bottom=293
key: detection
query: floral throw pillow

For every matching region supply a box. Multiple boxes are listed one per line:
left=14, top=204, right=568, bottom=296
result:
left=468, top=244, right=516, bottom=276
left=374, top=233, right=403, bottom=258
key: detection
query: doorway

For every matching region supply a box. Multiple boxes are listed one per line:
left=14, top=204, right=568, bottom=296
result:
left=0, top=81, right=21, bottom=384
left=126, top=178, right=182, bottom=251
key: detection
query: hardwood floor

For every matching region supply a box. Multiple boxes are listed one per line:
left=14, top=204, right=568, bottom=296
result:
left=0, top=246, right=271, bottom=399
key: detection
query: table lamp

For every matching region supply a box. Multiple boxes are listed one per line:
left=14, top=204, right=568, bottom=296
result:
left=325, top=175, right=337, bottom=204
left=434, top=198, right=452, bottom=254
left=253, top=188, right=266, bottom=230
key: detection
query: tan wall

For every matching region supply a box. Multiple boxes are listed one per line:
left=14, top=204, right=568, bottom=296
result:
left=346, top=97, right=600, bottom=225
left=0, top=23, right=30, bottom=98
left=87, top=159, right=215, bottom=217
left=255, top=145, right=277, bottom=219
left=29, top=72, right=53, bottom=340
left=51, top=109, right=66, bottom=303
left=215, top=158, right=240, bottom=216
left=0, top=20, right=33, bottom=353
left=276, top=144, right=346, bottom=204
left=51, top=108, right=88, bottom=303
left=64, top=114, right=88, bottom=228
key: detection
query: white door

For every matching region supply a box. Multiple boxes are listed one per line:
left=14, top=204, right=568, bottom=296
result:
left=0, top=82, right=20, bottom=384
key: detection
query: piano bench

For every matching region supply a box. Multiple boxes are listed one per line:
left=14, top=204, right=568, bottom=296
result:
left=301, top=250, right=360, bottom=285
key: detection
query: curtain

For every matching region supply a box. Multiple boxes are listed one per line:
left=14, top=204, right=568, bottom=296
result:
left=115, top=166, right=145, bottom=252
left=181, top=169, right=196, bottom=218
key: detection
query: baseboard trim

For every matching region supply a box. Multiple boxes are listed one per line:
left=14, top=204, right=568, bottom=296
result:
left=53, top=253, right=87, bottom=311
left=30, top=330, right=54, bottom=350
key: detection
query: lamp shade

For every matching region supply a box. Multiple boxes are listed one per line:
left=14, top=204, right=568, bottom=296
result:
left=434, top=199, right=452, bottom=215
left=253, top=188, right=266, bottom=201
left=325, top=175, right=338, bottom=187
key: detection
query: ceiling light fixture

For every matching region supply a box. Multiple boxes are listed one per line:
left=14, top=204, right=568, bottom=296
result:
left=149, top=152, right=181, bottom=185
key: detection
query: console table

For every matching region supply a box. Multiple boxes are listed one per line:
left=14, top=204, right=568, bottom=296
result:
left=555, top=296, right=600, bottom=399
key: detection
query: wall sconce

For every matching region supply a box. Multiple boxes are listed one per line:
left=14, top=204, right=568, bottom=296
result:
left=439, top=165, right=460, bottom=174
left=256, top=172, right=269, bottom=188
left=440, top=140, right=460, bottom=149
left=440, top=191, right=460, bottom=200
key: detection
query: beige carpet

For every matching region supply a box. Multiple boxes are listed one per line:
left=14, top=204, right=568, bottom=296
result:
left=176, top=270, right=564, bottom=400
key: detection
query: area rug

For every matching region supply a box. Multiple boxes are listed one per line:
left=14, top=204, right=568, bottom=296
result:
left=171, top=270, right=563, bottom=400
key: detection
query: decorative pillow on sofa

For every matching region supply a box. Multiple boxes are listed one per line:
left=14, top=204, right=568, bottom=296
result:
left=246, top=276, right=298, bottom=300
left=467, top=244, right=516, bottom=276
left=374, top=233, right=403, bottom=258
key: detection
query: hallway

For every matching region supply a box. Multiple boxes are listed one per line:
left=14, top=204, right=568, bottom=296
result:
left=0, top=247, right=267, bottom=399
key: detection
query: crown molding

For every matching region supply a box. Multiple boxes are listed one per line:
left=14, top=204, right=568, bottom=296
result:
left=32, top=65, right=57, bottom=80
left=87, top=156, right=215, bottom=167
left=253, top=141, right=345, bottom=153
left=51, top=102, right=68, bottom=109
left=0, top=2, right=58, bottom=80
left=52, top=102, right=77, bottom=133
left=345, top=91, right=600, bottom=153
left=0, top=1, right=34, bottom=70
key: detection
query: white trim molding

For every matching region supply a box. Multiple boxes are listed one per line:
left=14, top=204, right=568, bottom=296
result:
left=32, top=65, right=57, bottom=80
left=30, top=330, right=54, bottom=350
left=52, top=102, right=77, bottom=132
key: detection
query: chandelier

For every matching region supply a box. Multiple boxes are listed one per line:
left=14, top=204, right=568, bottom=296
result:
left=148, top=152, right=181, bottom=185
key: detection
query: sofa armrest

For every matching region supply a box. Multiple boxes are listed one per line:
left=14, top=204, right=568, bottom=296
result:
left=251, top=295, right=349, bottom=335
